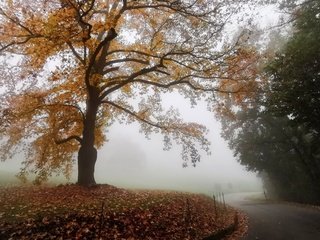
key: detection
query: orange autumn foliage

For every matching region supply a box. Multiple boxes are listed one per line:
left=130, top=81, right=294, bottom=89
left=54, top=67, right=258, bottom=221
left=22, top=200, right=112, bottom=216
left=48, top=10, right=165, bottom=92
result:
left=0, top=0, right=256, bottom=184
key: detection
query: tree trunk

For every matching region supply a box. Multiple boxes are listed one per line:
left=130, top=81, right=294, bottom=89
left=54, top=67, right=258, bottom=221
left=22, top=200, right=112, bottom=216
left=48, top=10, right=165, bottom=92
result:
left=77, top=87, right=99, bottom=186
left=77, top=145, right=97, bottom=186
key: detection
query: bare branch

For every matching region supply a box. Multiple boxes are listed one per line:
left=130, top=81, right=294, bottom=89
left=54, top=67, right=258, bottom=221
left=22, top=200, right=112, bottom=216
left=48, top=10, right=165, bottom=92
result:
left=102, top=66, right=120, bottom=75
left=102, top=100, right=166, bottom=130
left=66, top=42, right=85, bottom=65
left=66, top=0, right=95, bottom=40
left=105, top=58, right=150, bottom=66
left=0, top=35, right=40, bottom=53
left=99, top=64, right=162, bottom=100
left=47, top=103, right=85, bottom=123
left=123, top=0, right=127, bottom=9
left=137, top=76, right=254, bottom=93
left=0, top=7, right=34, bottom=35
left=125, top=0, right=217, bottom=20
left=85, top=28, right=117, bottom=88
left=55, top=135, right=83, bottom=145
left=107, top=49, right=161, bottom=59
left=27, top=103, right=86, bottom=123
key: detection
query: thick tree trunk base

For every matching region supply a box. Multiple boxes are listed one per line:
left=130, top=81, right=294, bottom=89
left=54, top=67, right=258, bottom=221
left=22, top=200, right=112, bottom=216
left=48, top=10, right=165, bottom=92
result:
left=77, top=146, right=97, bottom=186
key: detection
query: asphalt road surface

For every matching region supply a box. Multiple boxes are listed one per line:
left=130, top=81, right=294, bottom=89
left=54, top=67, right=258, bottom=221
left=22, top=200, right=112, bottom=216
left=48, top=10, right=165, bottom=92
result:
left=225, top=192, right=320, bottom=240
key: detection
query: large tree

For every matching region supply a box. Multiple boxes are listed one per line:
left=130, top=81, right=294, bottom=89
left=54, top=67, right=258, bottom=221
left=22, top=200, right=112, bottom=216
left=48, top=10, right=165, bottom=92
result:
left=0, top=0, right=255, bottom=186
left=218, top=0, right=320, bottom=203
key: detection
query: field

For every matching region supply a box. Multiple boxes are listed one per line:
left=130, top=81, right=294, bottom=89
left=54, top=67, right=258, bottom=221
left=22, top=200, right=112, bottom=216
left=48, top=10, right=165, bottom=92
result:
left=0, top=184, right=247, bottom=239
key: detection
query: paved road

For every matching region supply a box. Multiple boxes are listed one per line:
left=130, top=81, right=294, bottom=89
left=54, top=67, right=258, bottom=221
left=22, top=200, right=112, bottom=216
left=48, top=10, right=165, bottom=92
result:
left=225, top=192, right=320, bottom=240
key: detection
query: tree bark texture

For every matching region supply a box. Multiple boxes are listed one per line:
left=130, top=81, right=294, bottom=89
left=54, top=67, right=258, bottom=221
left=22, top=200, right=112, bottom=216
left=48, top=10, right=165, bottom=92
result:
left=77, top=145, right=97, bottom=186
left=77, top=87, right=99, bottom=186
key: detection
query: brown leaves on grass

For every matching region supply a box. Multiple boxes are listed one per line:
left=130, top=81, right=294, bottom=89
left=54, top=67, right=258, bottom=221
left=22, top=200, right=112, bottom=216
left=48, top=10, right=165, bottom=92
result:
left=222, top=211, right=248, bottom=240
left=0, top=185, right=241, bottom=239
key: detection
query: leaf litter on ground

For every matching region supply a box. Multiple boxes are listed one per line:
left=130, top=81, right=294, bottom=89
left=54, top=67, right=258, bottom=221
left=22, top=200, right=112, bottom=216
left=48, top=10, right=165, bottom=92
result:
left=0, top=184, right=246, bottom=239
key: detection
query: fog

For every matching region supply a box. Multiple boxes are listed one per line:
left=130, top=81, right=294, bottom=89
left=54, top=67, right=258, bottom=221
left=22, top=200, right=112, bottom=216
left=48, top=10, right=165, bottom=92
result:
left=94, top=4, right=284, bottom=195
left=95, top=122, right=262, bottom=195
left=92, top=94, right=262, bottom=194
left=0, top=94, right=262, bottom=195
left=0, top=3, right=286, bottom=195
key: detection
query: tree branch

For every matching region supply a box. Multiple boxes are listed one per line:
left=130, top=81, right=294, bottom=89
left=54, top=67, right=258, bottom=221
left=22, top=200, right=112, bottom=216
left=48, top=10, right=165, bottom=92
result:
left=0, top=7, right=34, bottom=35
left=125, top=0, right=214, bottom=19
left=99, top=64, right=162, bottom=100
left=55, top=135, right=83, bottom=145
left=46, top=103, right=85, bottom=123
left=105, top=58, right=150, bottom=66
left=102, top=100, right=166, bottom=130
left=106, top=49, right=161, bottom=59
left=66, top=41, right=85, bottom=65
left=85, top=28, right=118, bottom=88
left=99, top=73, right=257, bottom=102
left=0, top=35, right=41, bottom=53
left=102, top=66, right=120, bottom=75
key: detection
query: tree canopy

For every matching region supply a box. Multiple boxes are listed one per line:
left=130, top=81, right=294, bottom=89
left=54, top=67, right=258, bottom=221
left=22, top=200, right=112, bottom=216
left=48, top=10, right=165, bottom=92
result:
left=267, top=0, right=320, bottom=132
left=0, top=0, right=257, bottom=185
left=219, top=0, right=320, bottom=203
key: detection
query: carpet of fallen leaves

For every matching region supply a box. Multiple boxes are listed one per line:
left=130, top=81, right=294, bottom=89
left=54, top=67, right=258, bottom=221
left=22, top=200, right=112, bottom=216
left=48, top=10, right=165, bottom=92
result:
left=0, top=184, right=243, bottom=240
left=221, top=211, right=248, bottom=240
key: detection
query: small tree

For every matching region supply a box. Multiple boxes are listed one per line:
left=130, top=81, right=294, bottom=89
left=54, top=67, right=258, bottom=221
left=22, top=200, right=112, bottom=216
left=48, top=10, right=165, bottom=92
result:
left=0, top=0, right=254, bottom=186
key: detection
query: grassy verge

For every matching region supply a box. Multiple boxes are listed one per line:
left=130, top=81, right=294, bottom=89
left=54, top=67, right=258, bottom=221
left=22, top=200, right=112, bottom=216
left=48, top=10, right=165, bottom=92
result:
left=0, top=184, right=240, bottom=239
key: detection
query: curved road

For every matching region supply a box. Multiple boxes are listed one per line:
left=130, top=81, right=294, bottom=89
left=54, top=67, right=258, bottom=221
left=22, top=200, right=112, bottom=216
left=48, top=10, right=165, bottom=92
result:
left=225, top=192, right=320, bottom=240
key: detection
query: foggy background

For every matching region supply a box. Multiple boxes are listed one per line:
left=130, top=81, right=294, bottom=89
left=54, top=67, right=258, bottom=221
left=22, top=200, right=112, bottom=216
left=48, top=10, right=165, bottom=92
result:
left=0, top=94, right=262, bottom=195
left=0, top=3, right=286, bottom=195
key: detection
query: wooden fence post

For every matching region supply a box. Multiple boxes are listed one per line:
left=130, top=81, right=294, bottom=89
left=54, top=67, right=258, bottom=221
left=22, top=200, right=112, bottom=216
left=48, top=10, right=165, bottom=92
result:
left=222, top=192, right=226, bottom=210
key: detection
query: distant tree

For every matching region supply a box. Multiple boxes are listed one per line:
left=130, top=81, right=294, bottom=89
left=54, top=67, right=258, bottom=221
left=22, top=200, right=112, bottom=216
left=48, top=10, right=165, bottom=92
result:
left=221, top=103, right=320, bottom=202
left=265, top=0, right=320, bottom=198
left=0, top=0, right=257, bottom=186
left=266, top=0, right=320, bottom=132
